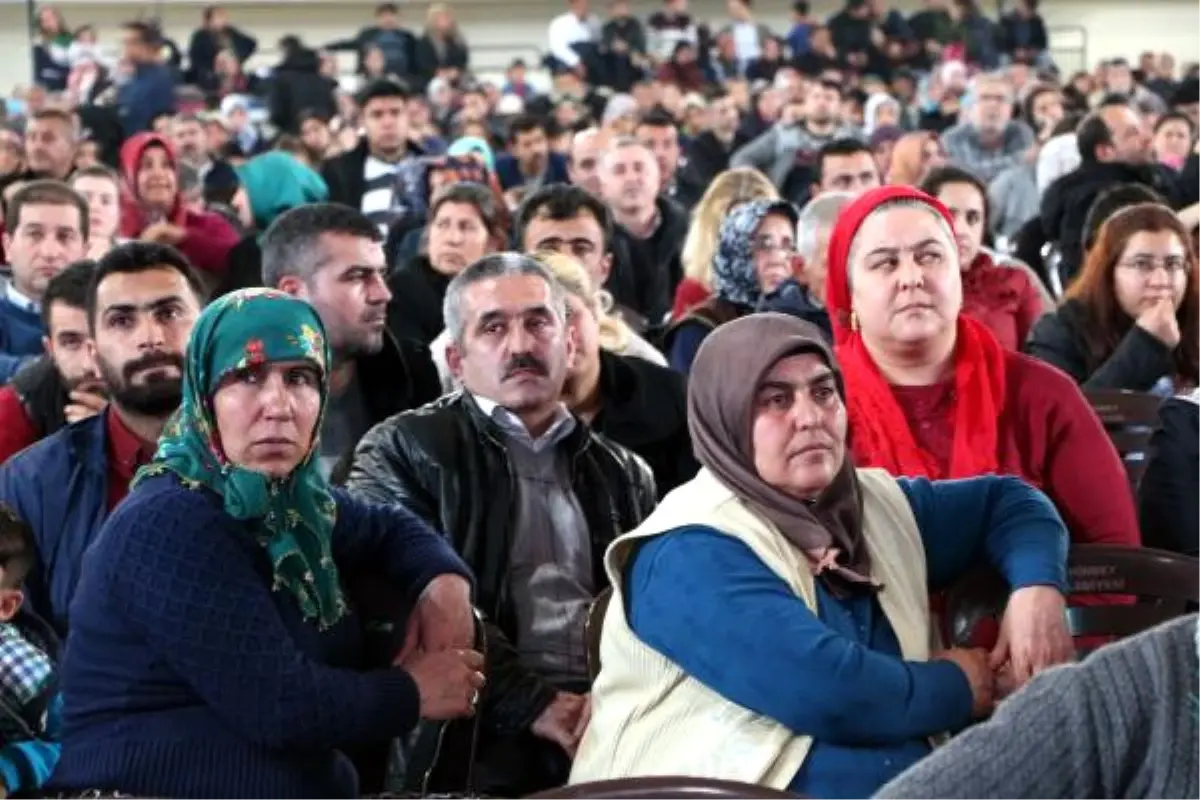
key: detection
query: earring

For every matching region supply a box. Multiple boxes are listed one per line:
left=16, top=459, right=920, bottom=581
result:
left=850, top=310, right=859, bottom=332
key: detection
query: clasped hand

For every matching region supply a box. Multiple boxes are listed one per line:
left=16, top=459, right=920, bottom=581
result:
left=936, top=586, right=1072, bottom=717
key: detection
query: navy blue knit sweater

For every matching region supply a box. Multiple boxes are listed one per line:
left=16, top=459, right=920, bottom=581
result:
left=49, top=474, right=473, bottom=799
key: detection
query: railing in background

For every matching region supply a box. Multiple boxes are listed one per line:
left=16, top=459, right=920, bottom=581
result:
left=1048, top=25, right=1088, bottom=76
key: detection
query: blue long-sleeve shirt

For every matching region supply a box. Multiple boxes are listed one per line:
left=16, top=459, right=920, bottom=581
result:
left=0, top=692, right=61, bottom=794
left=627, top=475, right=1067, bottom=799
left=50, top=474, right=474, bottom=799
left=0, top=295, right=44, bottom=384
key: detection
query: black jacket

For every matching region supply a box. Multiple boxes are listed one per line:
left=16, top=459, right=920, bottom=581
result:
left=343, top=392, right=655, bottom=791
left=413, top=34, right=470, bottom=90
left=608, top=196, right=690, bottom=328
left=592, top=349, right=697, bottom=497
left=268, top=47, right=338, bottom=135
left=386, top=255, right=451, bottom=347
left=8, top=357, right=69, bottom=443
left=1139, top=395, right=1199, bottom=556
left=1024, top=299, right=1176, bottom=391
left=321, top=138, right=425, bottom=212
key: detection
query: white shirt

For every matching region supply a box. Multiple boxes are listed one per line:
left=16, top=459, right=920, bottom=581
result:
left=547, top=12, right=598, bottom=68
left=3, top=283, right=38, bottom=314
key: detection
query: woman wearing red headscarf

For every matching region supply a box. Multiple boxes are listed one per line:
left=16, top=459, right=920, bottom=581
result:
left=118, top=132, right=240, bottom=282
left=824, top=185, right=1139, bottom=548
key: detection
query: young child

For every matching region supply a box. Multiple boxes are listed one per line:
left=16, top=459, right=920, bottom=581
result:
left=0, top=504, right=60, bottom=798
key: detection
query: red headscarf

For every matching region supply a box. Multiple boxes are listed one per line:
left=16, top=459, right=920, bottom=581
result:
left=825, top=185, right=1007, bottom=479
left=118, top=131, right=187, bottom=238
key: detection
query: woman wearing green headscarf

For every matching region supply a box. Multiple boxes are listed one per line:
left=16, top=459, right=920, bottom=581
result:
left=49, top=289, right=485, bottom=799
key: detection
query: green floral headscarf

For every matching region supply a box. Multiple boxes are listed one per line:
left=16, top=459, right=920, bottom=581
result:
left=134, top=288, right=347, bottom=628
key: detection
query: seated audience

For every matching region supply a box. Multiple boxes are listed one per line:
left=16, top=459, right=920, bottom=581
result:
left=1139, top=388, right=1199, bottom=556
left=672, top=167, right=779, bottom=320
left=0, top=181, right=89, bottom=383
left=572, top=313, right=1073, bottom=798
left=48, top=289, right=484, bottom=799
left=877, top=614, right=1199, bottom=799
left=886, top=132, right=946, bottom=186
left=1026, top=202, right=1198, bottom=393
left=261, top=203, right=443, bottom=480
left=70, top=166, right=123, bottom=260
left=822, top=186, right=1139, bottom=546
left=920, top=166, right=1046, bottom=351
left=347, top=254, right=656, bottom=796
left=117, top=132, right=241, bottom=291
left=0, top=243, right=204, bottom=634
left=666, top=199, right=799, bottom=374
left=0, top=505, right=62, bottom=798
left=0, top=260, right=104, bottom=463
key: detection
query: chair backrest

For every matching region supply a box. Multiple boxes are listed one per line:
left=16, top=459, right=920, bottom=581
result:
left=525, top=776, right=800, bottom=799
left=586, top=587, right=613, bottom=683
left=1084, top=389, right=1163, bottom=487
left=944, top=545, right=1199, bottom=650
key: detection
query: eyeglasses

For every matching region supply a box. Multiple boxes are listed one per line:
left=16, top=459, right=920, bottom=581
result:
left=1117, top=256, right=1192, bottom=276
left=751, top=236, right=797, bottom=255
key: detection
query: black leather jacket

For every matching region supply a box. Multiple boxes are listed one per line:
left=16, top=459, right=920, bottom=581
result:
left=344, top=392, right=655, bottom=791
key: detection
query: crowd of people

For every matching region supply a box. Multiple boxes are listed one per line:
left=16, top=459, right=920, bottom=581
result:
left=0, top=0, right=1195, bottom=797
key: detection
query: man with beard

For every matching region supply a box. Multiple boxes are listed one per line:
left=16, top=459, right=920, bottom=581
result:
left=346, top=254, right=655, bottom=796
left=0, top=242, right=203, bottom=635
left=496, top=115, right=570, bottom=204
left=0, top=180, right=89, bottom=382
left=261, top=203, right=442, bottom=480
left=0, top=260, right=106, bottom=464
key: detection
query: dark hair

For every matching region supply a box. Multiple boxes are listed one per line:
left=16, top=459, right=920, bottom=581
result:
left=1154, top=111, right=1196, bottom=136
left=1076, top=111, right=1115, bottom=162
left=507, top=114, right=547, bottom=144
left=815, top=138, right=873, bottom=184
left=297, top=108, right=330, bottom=127
left=376, top=2, right=399, bottom=13
left=636, top=108, right=676, bottom=130
left=793, top=0, right=810, bottom=13
left=1050, top=113, right=1084, bottom=138
left=6, top=180, right=89, bottom=242
left=0, top=505, right=34, bottom=590
left=355, top=77, right=410, bottom=110
left=429, top=182, right=507, bottom=243
left=1082, top=183, right=1165, bottom=255
left=41, top=259, right=97, bottom=329
left=920, top=164, right=992, bottom=235
left=87, top=242, right=205, bottom=331
left=122, top=20, right=161, bottom=48
left=1021, top=84, right=1059, bottom=125
left=814, top=78, right=844, bottom=97
left=260, top=203, right=382, bottom=288
left=516, top=184, right=615, bottom=254
left=1066, top=203, right=1199, bottom=384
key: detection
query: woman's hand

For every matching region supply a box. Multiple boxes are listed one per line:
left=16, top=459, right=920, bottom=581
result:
left=933, top=647, right=994, bottom=718
left=990, top=585, right=1073, bottom=687
left=402, top=647, right=486, bottom=720
left=141, top=222, right=187, bottom=245
left=1136, top=296, right=1182, bottom=348
left=413, top=574, right=475, bottom=653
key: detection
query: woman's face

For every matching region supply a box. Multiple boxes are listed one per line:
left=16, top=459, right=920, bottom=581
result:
left=921, top=136, right=946, bottom=173
left=1153, top=118, right=1193, bottom=163
left=136, top=145, right=177, bottom=210
left=301, top=117, right=331, bottom=153
left=751, top=352, right=847, bottom=500
left=874, top=101, right=900, bottom=129
left=1112, top=229, right=1190, bottom=318
left=364, top=47, right=386, bottom=75
left=753, top=212, right=798, bottom=295
left=849, top=204, right=961, bottom=348
left=936, top=181, right=986, bottom=267
left=38, top=8, right=62, bottom=35
left=428, top=201, right=491, bottom=276
left=212, top=359, right=323, bottom=479
left=73, top=175, right=120, bottom=243
left=565, top=293, right=601, bottom=374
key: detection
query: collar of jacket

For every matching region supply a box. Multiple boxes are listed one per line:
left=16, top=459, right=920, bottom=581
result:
left=458, top=390, right=593, bottom=458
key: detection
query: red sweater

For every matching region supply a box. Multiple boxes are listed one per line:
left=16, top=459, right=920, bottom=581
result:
left=862, top=350, right=1140, bottom=548
left=671, top=277, right=712, bottom=321
left=960, top=253, right=1045, bottom=351
left=0, top=386, right=38, bottom=465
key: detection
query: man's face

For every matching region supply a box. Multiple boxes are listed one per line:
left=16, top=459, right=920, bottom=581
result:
left=1030, top=89, right=1064, bottom=134
left=208, top=8, right=228, bottom=28
left=568, top=129, right=609, bottom=195
left=1106, top=64, right=1134, bottom=95
left=1101, top=105, right=1151, bottom=163
left=636, top=123, right=681, bottom=184
left=805, top=85, right=841, bottom=124
left=446, top=273, right=573, bottom=415
left=513, top=127, right=549, bottom=170
left=90, top=267, right=200, bottom=417
left=284, top=234, right=392, bottom=358
left=600, top=145, right=660, bottom=215
left=819, top=151, right=880, bottom=195
left=523, top=210, right=612, bottom=285
left=461, top=92, right=489, bottom=123
left=972, top=80, right=1014, bottom=136
left=24, top=117, right=74, bottom=179
left=172, top=119, right=207, bottom=163
left=72, top=175, right=120, bottom=246
left=710, top=95, right=740, bottom=134
left=2, top=203, right=86, bottom=300
left=362, top=96, right=409, bottom=154
left=44, top=300, right=98, bottom=388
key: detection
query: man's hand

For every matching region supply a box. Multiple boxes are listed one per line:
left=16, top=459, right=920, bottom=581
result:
left=990, top=585, right=1073, bottom=686
left=531, top=691, right=589, bottom=756
left=65, top=387, right=108, bottom=423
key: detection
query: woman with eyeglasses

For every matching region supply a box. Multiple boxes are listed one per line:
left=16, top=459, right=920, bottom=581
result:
left=1025, top=203, right=1199, bottom=394
left=664, top=199, right=798, bottom=375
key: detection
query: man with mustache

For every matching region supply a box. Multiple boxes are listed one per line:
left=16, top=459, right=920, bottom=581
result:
left=0, top=180, right=89, bottom=382
left=346, top=253, right=656, bottom=795
left=0, top=242, right=204, bottom=635
left=262, top=203, right=442, bottom=480
left=0, top=259, right=106, bottom=464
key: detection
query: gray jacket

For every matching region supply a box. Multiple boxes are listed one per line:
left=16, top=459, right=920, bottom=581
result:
left=730, top=122, right=862, bottom=187
left=876, top=614, right=1199, bottom=799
